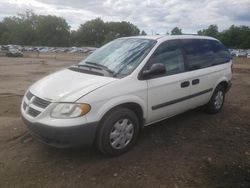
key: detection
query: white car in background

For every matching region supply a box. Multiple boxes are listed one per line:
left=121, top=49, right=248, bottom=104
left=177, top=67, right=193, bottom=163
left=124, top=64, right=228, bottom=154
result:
left=6, top=49, right=23, bottom=57
left=236, top=51, right=247, bottom=57
left=21, top=35, right=232, bottom=156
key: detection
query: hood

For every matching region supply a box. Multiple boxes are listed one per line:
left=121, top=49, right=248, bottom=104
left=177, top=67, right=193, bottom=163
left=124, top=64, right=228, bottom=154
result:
left=29, top=69, right=117, bottom=102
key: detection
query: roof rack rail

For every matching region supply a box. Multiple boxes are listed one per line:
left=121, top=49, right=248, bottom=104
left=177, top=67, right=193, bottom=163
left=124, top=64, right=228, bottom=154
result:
left=182, top=33, right=199, bottom=35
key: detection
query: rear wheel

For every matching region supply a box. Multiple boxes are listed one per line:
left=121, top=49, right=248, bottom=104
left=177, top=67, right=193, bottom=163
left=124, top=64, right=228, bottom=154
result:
left=96, top=108, right=140, bottom=156
left=206, top=85, right=225, bottom=113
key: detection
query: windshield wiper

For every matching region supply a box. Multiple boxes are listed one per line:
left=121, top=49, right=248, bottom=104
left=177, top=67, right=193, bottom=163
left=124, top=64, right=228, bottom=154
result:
left=85, top=61, right=114, bottom=75
left=76, top=64, right=102, bottom=70
left=68, top=66, right=104, bottom=76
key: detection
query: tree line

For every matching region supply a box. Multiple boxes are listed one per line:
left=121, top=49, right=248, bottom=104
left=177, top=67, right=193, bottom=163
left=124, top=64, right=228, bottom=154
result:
left=0, top=11, right=249, bottom=48
left=170, top=25, right=250, bottom=49
left=0, top=12, right=142, bottom=47
left=0, top=12, right=70, bottom=47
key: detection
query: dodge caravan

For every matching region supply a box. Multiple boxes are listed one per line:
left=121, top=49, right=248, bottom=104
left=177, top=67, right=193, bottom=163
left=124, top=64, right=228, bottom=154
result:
left=21, top=35, right=232, bottom=156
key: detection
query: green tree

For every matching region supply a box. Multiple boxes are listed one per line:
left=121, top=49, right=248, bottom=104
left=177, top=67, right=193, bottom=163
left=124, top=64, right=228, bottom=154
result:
left=0, top=11, right=70, bottom=46
left=141, top=30, right=147, bottom=35
left=0, top=16, right=26, bottom=44
left=69, top=30, right=79, bottom=46
left=219, top=25, right=250, bottom=49
left=197, top=25, right=219, bottom=38
left=76, top=18, right=106, bottom=46
left=73, top=18, right=140, bottom=46
left=0, top=12, right=142, bottom=47
left=105, top=21, right=140, bottom=38
left=36, top=15, right=70, bottom=46
left=171, top=27, right=182, bottom=35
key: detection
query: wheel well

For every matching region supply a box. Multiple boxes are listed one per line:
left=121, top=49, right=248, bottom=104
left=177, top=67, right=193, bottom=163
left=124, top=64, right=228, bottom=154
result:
left=218, top=81, right=228, bottom=90
left=104, top=102, right=144, bottom=130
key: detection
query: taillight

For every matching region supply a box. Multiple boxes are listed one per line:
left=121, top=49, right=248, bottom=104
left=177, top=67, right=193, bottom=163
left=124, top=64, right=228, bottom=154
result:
left=231, top=63, right=233, bottom=73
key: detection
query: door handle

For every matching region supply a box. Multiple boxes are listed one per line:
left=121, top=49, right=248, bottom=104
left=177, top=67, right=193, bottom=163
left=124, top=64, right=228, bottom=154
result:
left=192, top=79, right=200, bottom=85
left=181, top=81, right=190, bottom=88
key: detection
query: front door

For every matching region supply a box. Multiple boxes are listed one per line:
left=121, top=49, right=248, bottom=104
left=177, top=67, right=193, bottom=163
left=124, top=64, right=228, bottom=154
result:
left=145, top=40, right=193, bottom=124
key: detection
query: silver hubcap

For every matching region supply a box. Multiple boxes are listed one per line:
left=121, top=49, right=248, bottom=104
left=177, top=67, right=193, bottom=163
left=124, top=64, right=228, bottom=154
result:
left=109, top=118, right=134, bottom=149
left=214, top=91, right=224, bottom=109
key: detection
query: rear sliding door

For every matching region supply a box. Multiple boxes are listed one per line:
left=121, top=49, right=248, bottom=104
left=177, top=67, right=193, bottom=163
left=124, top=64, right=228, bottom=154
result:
left=181, top=39, right=231, bottom=108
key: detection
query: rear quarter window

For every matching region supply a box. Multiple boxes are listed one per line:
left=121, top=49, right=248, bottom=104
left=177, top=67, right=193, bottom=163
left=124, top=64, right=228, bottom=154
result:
left=209, top=40, right=231, bottom=65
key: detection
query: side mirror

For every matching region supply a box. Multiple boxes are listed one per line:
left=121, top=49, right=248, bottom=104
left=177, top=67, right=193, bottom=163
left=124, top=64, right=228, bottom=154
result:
left=141, top=63, right=166, bottom=79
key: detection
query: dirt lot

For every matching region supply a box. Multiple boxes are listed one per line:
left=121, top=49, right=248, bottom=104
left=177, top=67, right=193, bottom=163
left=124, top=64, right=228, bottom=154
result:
left=0, top=56, right=250, bottom=188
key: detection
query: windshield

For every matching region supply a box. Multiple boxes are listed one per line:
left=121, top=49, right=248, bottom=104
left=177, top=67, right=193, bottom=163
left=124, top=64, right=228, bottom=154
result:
left=78, top=38, right=156, bottom=77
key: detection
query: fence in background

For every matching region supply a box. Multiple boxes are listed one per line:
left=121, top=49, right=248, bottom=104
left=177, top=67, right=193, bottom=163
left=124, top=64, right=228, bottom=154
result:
left=23, top=52, right=87, bottom=61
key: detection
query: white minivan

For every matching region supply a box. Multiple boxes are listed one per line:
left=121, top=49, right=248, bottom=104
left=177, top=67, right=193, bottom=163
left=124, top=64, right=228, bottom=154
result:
left=21, top=35, right=232, bottom=156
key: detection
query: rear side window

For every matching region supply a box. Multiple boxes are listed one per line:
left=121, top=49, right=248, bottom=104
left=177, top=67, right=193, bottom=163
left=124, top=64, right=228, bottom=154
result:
left=182, top=39, right=214, bottom=70
left=147, top=40, right=185, bottom=76
left=210, top=40, right=231, bottom=65
left=182, top=39, right=230, bottom=71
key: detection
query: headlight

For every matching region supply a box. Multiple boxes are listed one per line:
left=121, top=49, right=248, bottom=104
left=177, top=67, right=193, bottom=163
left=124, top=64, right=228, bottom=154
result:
left=51, top=103, right=91, bottom=118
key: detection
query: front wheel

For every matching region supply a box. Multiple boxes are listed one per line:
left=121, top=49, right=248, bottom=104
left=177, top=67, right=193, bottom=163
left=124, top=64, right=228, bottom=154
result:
left=96, top=108, right=140, bottom=156
left=206, top=85, right=225, bottom=113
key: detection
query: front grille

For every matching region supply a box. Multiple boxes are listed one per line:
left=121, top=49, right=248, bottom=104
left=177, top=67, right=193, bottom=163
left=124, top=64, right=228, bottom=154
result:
left=33, top=97, right=51, bottom=108
left=26, top=91, right=33, bottom=100
left=24, top=91, right=51, bottom=118
left=28, top=107, right=41, bottom=117
left=23, top=102, right=27, bottom=110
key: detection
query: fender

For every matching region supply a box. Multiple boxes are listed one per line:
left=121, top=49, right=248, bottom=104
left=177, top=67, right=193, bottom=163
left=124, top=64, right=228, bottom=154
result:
left=98, top=95, right=147, bottom=120
left=84, top=94, right=147, bottom=123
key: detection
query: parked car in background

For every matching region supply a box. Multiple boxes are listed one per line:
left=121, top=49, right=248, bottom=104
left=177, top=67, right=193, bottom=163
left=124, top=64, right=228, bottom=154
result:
left=236, top=51, right=247, bottom=57
left=6, top=49, right=23, bottom=57
left=230, top=52, right=236, bottom=57
left=21, top=35, right=232, bottom=156
left=1, top=45, right=9, bottom=51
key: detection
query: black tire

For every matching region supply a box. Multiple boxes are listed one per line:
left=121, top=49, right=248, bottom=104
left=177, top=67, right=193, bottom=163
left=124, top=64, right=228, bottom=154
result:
left=206, top=84, right=225, bottom=114
left=96, top=107, right=140, bottom=157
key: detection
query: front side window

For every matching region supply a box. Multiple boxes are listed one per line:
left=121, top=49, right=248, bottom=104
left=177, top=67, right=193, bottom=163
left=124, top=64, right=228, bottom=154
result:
left=78, top=38, right=156, bottom=77
left=146, top=40, right=185, bottom=76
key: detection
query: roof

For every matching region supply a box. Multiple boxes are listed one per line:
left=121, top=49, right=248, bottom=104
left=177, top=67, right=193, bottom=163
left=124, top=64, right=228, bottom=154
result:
left=122, top=35, right=217, bottom=42
left=123, top=35, right=165, bottom=40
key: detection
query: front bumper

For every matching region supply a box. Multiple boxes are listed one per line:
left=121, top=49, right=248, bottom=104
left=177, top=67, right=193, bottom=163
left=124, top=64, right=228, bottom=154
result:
left=21, top=114, right=98, bottom=148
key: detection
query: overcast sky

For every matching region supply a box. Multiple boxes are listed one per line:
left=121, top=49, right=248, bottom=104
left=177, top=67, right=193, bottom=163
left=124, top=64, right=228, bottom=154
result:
left=0, top=0, right=250, bottom=34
